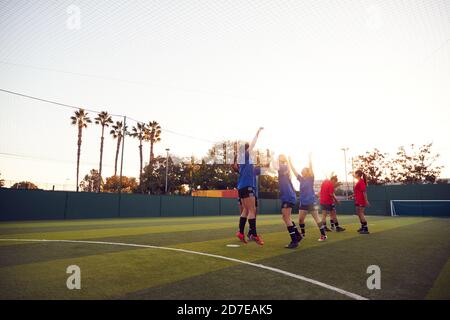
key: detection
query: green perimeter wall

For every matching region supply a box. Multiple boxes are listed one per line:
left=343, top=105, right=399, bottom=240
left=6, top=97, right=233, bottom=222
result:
left=336, top=184, right=450, bottom=216
left=0, top=189, right=276, bottom=221
left=0, top=184, right=449, bottom=221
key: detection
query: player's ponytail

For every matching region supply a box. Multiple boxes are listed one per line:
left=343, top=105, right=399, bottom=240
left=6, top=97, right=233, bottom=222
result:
left=355, top=169, right=366, bottom=184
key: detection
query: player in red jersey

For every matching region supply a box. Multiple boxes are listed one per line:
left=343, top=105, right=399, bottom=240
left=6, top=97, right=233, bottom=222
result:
left=352, top=170, right=370, bottom=234
left=320, top=175, right=346, bottom=232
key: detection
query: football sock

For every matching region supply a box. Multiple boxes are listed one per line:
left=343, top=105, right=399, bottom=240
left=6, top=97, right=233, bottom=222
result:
left=300, top=223, right=306, bottom=235
left=248, top=218, right=257, bottom=236
left=292, top=221, right=301, bottom=237
left=330, top=219, right=335, bottom=228
left=287, top=225, right=297, bottom=242
left=335, top=220, right=340, bottom=227
left=239, top=217, right=247, bottom=234
left=361, top=221, right=368, bottom=230
left=319, top=223, right=326, bottom=236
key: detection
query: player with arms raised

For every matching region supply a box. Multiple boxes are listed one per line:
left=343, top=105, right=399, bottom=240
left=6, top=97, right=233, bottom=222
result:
left=235, top=127, right=264, bottom=245
left=289, top=154, right=328, bottom=241
left=278, top=155, right=302, bottom=248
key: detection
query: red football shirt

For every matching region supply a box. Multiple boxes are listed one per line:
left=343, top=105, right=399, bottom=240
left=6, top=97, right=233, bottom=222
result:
left=354, top=179, right=367, bottom=205
left=320, top=180, right=334, bottom=205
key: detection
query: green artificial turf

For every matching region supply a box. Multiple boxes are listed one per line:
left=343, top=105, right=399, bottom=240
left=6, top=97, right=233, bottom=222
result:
left=0, top=215, right=449, bottom=300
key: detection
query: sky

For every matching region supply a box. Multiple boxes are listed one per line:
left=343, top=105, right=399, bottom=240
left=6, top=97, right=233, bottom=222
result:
left=0, top=0, right=449, bottom=190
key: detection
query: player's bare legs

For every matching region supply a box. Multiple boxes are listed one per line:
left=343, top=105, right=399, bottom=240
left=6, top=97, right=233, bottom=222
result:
left=321, top=210, right=332, bottom=232
left=330, top=209, right=337, bottom=227
left=236, top=203, right=249, bottom=243
left=356, top=206, right=369, bottom=234
left=321, top=210, right=328, bottom=227
left=311, top=208, right=327, bottom=241
left=298, top=210, right=307, bottom=237
left=330, top=208, right=346, bottom=232
left=282, top=207, right=293, bottom=227
left=242, top=196, right=264, bottom=245
left=299, top=208, right=326, bottom=241
left=282, top=205, right=301, bottom=248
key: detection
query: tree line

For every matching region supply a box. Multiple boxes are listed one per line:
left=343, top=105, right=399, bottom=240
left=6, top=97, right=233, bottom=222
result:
left=0, top=108, right=446, bottom=193
left=79, top=140, right=278, bottom=195
left=352, top=143, right=445, bottom=185
left=78, top=141, right=446, bottom=195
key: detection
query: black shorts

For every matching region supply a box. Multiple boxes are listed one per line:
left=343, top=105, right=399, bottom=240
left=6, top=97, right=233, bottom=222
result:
left=281, top=202, right=295, bottom=210
left=299, top=204, right=316, bottom=211
left=238, top=186, right=255, bottom=199
left=321, top=204, right=336, bottom=211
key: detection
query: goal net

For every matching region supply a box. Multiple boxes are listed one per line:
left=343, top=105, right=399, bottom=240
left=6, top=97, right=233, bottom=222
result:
left=390, top=200, right=450, bottom=217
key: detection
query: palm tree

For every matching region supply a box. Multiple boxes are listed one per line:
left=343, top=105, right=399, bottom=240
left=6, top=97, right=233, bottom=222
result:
left=71, top=108, right=92, bottom=192
left=0, top=172, right=5, bottom=188
left=94, top=111, right=113, bottom=192
left=146, top=121, right=161, bottom=166
left=110, top=121, right=127, bottom=176
left=129, top=122, right=146, bottom=183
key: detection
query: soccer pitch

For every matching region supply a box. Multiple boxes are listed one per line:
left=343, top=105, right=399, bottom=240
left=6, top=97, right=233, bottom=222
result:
left=0, top=215, right=449, bottom=300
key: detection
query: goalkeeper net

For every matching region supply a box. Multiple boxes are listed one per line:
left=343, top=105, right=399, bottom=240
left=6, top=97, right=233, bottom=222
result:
left=390, top=200, right=450, bottom=217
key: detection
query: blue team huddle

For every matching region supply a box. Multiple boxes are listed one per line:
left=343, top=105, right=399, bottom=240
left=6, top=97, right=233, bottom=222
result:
left=234, top=128, right=370, bottom=249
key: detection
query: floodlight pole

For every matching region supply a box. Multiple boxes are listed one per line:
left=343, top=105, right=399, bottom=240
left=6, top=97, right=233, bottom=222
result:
left=351, top=157, right=355, bottom=191
left=165, top=148, right=170, bottom=194
left=341, top=148, right=349, bottom=197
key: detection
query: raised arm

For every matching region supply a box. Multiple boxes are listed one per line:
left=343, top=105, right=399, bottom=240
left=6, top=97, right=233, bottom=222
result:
left=231, top=142, right=239, bottom=172
left=308, top=153, right=314, bottom=176
left=288, top=156, right=299, bottom=178
left=248, top=127, right=264, bottom=151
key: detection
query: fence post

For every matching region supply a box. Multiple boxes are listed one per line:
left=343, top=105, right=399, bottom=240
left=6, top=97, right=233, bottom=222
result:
left=384, top=184, right=389, bottom=216
left=63, top=192, right=69, bottom=220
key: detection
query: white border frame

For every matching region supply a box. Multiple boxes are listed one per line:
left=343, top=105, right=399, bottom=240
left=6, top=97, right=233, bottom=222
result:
left=390, top=200, right=450, bottom=216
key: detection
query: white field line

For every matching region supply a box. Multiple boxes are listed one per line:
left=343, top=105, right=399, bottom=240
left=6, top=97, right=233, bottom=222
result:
left=0, top=238, right=369, bottom=300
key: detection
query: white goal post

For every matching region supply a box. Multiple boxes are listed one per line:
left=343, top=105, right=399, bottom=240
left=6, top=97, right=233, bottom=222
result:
left=390, top=200, right=450, bottom=216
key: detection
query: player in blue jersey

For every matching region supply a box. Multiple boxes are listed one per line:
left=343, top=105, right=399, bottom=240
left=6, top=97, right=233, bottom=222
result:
left=288, top=154, right=327, bottom=241
left=278, top=154, right=302, bottom=249
left=232, top=159, right=266, bottom=241
left=246, top=157, right=273, bottom=241
left=235, top=127, right=264, bottom=245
